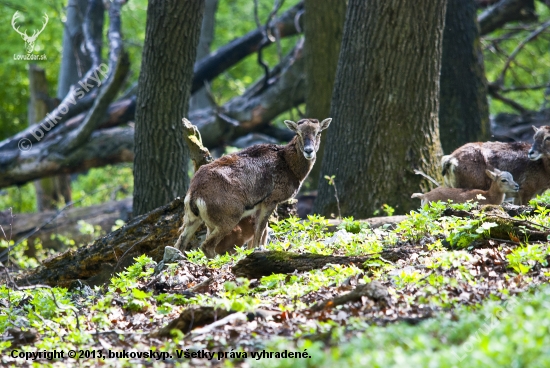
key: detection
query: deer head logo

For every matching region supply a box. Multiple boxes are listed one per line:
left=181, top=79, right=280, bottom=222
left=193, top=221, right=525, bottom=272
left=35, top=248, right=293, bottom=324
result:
left=11, top=11, right=49, bottom=54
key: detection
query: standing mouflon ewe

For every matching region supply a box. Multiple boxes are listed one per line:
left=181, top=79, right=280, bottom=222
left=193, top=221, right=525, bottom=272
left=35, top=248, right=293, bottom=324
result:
left=175, top=118, right=332, bottom=258
left=442, top=125, right=550, bottom=205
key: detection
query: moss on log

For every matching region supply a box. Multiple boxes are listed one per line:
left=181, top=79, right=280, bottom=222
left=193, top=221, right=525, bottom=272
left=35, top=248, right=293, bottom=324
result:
left=443, top=205, right=550, bottom=242
left=232, top=250, right=415, bottom=279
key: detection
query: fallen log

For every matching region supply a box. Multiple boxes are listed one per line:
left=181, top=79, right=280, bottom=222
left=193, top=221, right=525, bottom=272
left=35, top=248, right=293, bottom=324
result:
left=232, top=249, right=417, bottom=279
left=0, top=126, right=134, bottom=188
left=14, top=197, right=185, bottom=288
left=442, top=204, right=550, bottom=243
left=325, top=216, right=408, bottom=231
left=0, top=198, right=132, bottom=252
left=191, top=1, right=303, bottom=93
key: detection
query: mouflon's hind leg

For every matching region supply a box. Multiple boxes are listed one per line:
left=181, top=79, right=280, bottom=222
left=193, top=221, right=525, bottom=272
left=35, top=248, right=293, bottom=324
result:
left=174, top=214, right=203, bottom=251
left=252, top=204, right=276, bottom=249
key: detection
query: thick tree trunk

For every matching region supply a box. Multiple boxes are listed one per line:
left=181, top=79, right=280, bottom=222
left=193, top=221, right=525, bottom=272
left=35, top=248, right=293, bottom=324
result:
left=439, top=0, right=490, bottom=154
left=133, top=0, right=204, bottom=216
left=314, top=0, right=446, bottom=217
left=303, top=0, right=347, bottom=188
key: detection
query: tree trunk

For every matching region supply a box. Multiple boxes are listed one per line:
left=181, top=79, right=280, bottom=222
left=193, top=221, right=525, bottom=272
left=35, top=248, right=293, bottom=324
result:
left=190, top=0, right=218, bottom=111
left=303, top=0, right=347, bottom=188
left=439, top=0, right=490, bottom=154
left=28, top=66, right=72, bottom=212
left=314, top=0, right=446, bottom=217
left=133, top=0, right=205, bottom=216
left=57, top=0, right=94, bottom=96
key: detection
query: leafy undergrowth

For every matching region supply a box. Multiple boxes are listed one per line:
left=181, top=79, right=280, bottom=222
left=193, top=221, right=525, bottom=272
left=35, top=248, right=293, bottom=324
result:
left=1, top=201, right=550, bottom=367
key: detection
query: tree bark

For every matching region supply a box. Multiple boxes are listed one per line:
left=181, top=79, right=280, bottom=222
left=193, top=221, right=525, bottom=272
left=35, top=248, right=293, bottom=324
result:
left=441, top=205, right=550, bottom=243
left=308, top=281, right=388, bottom=312
left=303, top=0, right=347, bottom=188
left=232, top=250, right=416, bottom=279
left=133, top=0, right=204, bottom=216
left=189, top=0, right=218, bottom=111
left=28, top=66, right=72, bottom=211
left=57, top=0, right=95, bottom=96
left=0, top=127, right=134, bottom=188
left=314, top=0, right=447, bottom=217
left=439, top=0, right=490, bottom=154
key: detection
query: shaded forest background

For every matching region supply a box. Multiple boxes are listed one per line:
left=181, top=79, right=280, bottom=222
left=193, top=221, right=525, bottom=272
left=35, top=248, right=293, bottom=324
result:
left=1, top=0, right=550, bottom=218
left=3, top=1, right=550, bottom=366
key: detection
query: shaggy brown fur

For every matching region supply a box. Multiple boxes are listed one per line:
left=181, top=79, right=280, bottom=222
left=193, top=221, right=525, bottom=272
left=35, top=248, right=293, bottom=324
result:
left=442, top=126, right=550, bottom=205
left=175, top=118, right=331, bottom=258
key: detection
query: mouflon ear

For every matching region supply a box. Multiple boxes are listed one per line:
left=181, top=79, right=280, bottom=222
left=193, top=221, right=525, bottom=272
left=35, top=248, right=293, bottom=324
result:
left=319, top=118, right=332, bottom=131
left=284, top=120, right=299, bottom=132
left=533, top=125, right=540, bottom=133
left=485, top=169, right=497, bottom=180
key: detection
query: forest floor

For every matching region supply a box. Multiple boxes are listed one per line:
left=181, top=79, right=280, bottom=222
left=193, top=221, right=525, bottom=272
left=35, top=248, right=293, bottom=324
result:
left=2, top=200, right=550, bottom=367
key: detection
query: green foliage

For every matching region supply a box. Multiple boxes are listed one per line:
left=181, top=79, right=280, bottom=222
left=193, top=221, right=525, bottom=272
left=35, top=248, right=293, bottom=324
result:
left=373, top=204, right=395, bottom=217
left=257, top=265, right=363, bottom=310
left=211, top=0, right=300, bottom=103
left=269, top=215, right=331, bottom=254
left=186, top=245, right=253, bottom=268
left=0, top=1, right=64, bottom=140
left=0, top=163, right=133, bottom=213
left=446, top=217, right=497, bottom=248
left=507, top=243, right=548, bottom=274
left=217, top=278, right=260, bottom=312
left=0, top=0, right=149, bottom=140
left=482, top=3, right=550, bottom=114
left=337, top=217, right=368, bottom=234
left=259, top=286, right=550, bottom=367
left=0, top=184, right=37, bottom=213
left=0, top=237, right=57, bottom=270
left=71, top=164, right=133, bottom=207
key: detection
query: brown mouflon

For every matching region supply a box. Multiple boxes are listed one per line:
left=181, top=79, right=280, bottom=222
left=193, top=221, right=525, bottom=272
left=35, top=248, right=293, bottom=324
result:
left=441, top=125, right=550, bottom=205
left=175, top=118, right=332, bottom=258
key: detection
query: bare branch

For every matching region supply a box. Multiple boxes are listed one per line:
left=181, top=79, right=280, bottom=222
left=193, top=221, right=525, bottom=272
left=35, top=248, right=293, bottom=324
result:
left=478, top=0, right=537, bottom=36
left=192, top=2, right=303, bottom=93
left=54, top=0, right=129, bottom=155
left=488, top=86, right=529, bottom=113
left=496, top=19, right=550, bottom=85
